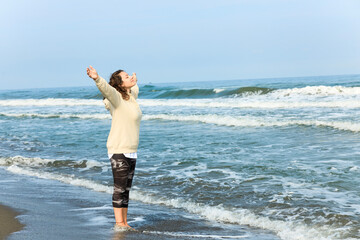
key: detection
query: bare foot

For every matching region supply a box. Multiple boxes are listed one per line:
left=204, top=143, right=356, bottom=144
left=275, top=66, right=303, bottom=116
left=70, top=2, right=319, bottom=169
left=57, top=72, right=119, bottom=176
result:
left=114, top=223, right=135, bottom=231
left=115, top=223, right=127, bottom=227
left=125, top=224, right=135, bottom=230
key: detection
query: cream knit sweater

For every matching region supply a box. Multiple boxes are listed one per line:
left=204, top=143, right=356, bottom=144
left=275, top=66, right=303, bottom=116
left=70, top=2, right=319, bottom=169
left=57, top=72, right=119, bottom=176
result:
left=94, top=76, right=142, bottom=154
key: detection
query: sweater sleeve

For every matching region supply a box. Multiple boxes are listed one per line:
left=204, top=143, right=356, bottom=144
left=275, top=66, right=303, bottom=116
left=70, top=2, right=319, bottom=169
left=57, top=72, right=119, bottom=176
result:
left=103, top=98, right=114, bottom=116
left=103, top=98, right=111, bottom=110
left=130, top=84, right=139, bottom=99
left=94, top=76, right=121, bottom=107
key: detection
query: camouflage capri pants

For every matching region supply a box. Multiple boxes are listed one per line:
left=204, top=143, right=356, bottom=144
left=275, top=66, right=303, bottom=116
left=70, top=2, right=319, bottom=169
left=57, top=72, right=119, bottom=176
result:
left=109, top=153, right=136, bottom=208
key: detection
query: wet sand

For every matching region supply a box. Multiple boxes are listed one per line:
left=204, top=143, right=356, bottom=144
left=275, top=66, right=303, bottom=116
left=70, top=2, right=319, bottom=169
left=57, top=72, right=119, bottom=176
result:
left=0, top=204, right=24, bottom=240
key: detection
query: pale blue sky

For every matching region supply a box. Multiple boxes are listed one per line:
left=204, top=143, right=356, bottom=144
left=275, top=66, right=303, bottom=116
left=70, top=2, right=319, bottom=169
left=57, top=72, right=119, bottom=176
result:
left=0, top=0, right=359, bottom=90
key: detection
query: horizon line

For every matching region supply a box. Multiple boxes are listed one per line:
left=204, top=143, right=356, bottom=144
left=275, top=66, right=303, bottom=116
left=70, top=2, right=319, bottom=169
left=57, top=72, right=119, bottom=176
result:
left=1, top=73, right=359, bottom=91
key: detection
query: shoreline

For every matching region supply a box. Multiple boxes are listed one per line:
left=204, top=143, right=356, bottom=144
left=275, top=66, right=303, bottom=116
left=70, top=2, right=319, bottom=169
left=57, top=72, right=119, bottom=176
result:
left=0, top=167, right=280, bottom=240
left=0, top=204, right=24, bottom=240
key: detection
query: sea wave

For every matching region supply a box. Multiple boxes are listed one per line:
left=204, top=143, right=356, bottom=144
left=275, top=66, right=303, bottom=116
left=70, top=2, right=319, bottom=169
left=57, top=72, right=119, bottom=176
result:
left=143, top=114, right=360, bottom=132
left=139, top=99, right=360, bottom=109
left=4, top=165, right=346, bottom=240
left=0, top=155, right=107, bottom=170
left=142, top=85, right=360, bottom=99
left=1, top=112, right=359, bottom=132
left=2, top=97, right=359, bottom=109
left=149, top=86, right=273, bottom=98
left=0, top=112, right=110, bottom=119
left=1, top=86, right=360, bottom=107
left=0, top=98, right=102, bottom=106
left=271, top=86, right=360, bottom=97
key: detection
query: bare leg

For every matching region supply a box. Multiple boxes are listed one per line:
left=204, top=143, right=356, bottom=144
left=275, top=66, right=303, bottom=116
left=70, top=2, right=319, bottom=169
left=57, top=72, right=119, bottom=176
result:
left=114, top=207, right=133, bottom=228
left=114, top=207, right=126, bottom=226
left=122, top=208, right=132, bottom=227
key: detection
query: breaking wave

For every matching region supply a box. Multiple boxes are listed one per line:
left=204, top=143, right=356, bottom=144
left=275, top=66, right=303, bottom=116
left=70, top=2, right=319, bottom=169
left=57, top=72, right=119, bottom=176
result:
left=144, top=114, right=360, bottom=132
left=2, top=112, right=359, bottom=132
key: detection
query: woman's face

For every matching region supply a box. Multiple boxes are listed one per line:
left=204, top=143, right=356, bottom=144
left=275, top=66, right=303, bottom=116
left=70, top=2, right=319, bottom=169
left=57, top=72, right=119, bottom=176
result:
left=119, top=71, right=136, bottom=89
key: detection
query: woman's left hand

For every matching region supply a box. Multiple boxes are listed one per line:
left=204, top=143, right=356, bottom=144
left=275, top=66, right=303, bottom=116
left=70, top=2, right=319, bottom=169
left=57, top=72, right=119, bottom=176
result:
left=132, top=73, right=137, bottom=83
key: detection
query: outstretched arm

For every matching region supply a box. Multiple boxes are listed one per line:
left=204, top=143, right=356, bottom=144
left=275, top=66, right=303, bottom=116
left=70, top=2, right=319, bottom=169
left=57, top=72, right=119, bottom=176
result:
left=86, top=65, right=120, bottom=106
left=130, top=72, right=139, bottom=99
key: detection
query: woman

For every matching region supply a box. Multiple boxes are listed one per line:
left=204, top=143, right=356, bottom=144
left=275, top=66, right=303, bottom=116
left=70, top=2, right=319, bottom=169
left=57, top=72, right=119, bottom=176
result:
left=86, top=65, right=142, bottom=230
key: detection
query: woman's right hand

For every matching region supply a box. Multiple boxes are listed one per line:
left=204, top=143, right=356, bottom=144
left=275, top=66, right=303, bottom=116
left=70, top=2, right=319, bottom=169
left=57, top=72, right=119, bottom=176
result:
left=86, top=65, right=99, bottom=80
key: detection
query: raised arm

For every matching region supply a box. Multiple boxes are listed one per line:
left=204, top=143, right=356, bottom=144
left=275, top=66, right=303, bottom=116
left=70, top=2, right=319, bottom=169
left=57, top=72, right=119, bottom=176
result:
left=130, top=84, right=139, bottom=99
left=130, top=72, right=139, bottom=99
left=86, top=66, right=121, bottom=106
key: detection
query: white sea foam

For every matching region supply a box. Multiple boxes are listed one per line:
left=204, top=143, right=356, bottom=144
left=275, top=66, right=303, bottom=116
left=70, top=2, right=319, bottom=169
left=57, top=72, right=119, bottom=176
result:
left=349, top=166, right=359, bottom=172
left=0, top=155, right=107, bottom=169
left=0, top=155, right=55, bottom=166
left=143, top=114, right=360, bottom=132
left=4, top=111, right=358, bottom=132
left=1, top=87, right=360, bottom=110
left=272, top=173, right=360, bottom=216
left=138, top=99, right=360, bottom=109
left=0, top=98, right=102, bottom=106
left=4, top=165, right=348, bottom=240
left=165, top=163, right=243, bottom=184
left=167, top=162, right=208, bottom=179
left=6, top=165, right=112, bottom=193
left=2, top=111, right=359, bottom=132
left=213, top=88, right=225, bottom=93
left=128, top=216, right=146, bottom=224
left=272, top=86, right=360, bottom=97
left=0, top=112, right=110, bottom=120
left=143, top=231, right=249, bottom=239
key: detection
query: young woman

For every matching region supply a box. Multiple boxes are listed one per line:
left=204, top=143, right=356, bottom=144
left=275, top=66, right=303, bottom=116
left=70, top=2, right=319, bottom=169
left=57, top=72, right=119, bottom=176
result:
left=86, top=66, right=142, bottom=230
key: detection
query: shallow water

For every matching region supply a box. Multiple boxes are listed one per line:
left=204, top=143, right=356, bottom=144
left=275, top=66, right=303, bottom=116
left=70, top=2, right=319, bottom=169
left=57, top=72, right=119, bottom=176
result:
left=1, top=74, right=360, bottom=239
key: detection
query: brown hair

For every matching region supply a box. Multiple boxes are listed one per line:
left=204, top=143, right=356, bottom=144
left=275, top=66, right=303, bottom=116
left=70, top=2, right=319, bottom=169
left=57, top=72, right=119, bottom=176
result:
left=107, top=69, right=130, bottom=100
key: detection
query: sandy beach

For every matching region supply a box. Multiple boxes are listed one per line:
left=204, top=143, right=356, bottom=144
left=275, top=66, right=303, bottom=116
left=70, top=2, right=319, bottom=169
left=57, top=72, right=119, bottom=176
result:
left=0, top=204, right=24, bottom=240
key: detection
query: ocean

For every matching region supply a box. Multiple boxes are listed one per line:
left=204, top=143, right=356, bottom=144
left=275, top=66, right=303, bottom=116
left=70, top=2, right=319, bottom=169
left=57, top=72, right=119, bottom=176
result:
left=0, top=74, right=360, bottom=240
